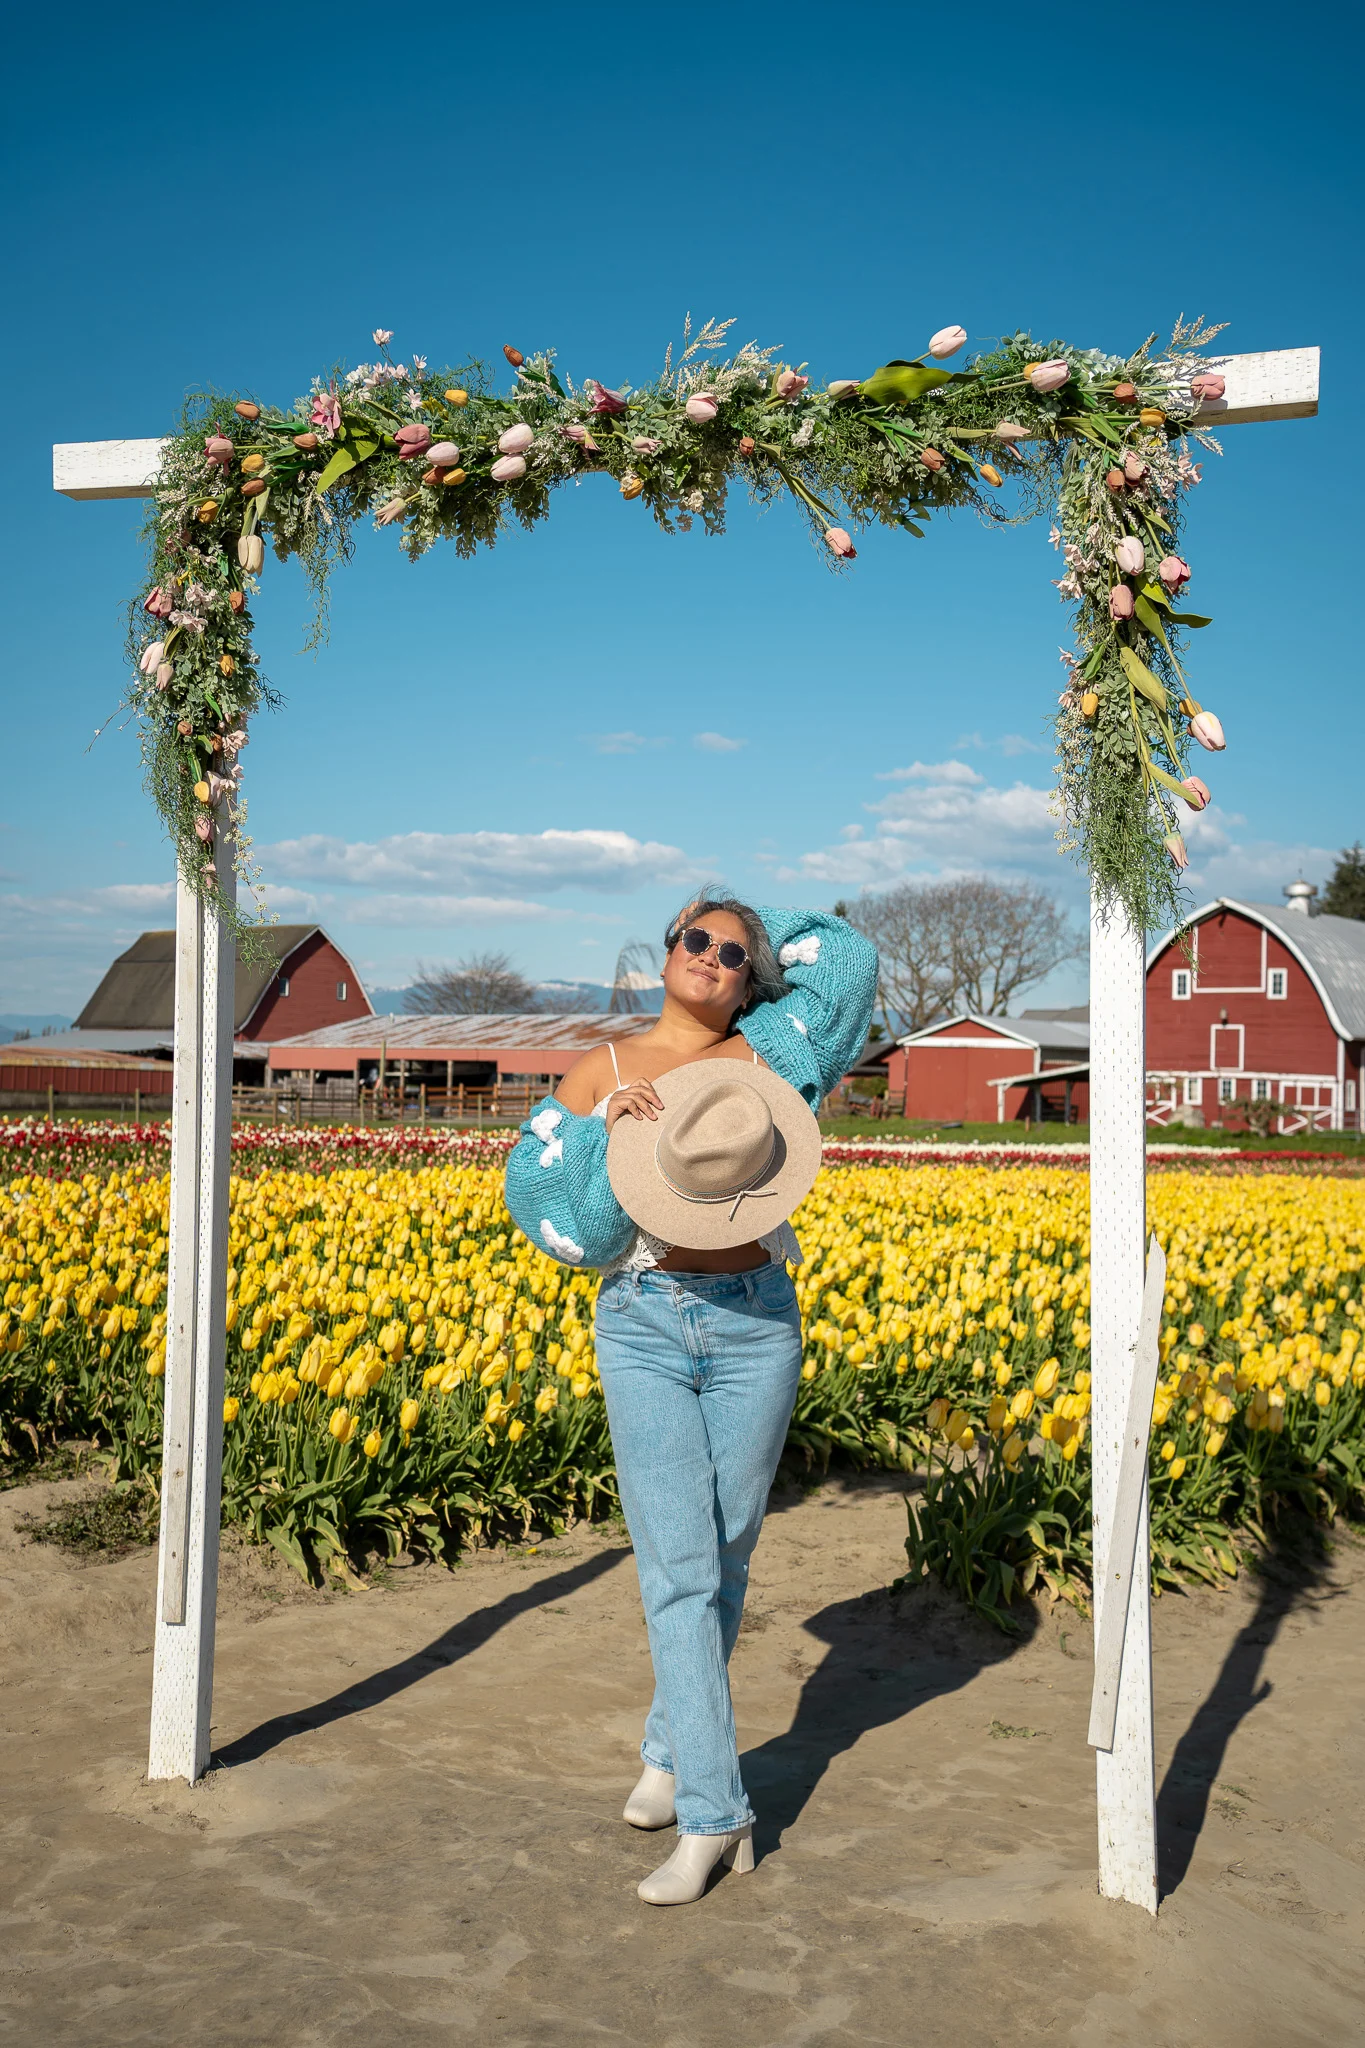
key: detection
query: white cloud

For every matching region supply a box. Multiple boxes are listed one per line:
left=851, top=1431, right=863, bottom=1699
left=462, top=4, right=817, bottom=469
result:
left=1181, top=807, right=1336, bottom=907
left=786, top=761, right=1061, bottom=889
left=591, top=732, right=672, bottom=755
left=952, top=731, right=1048, bottom=757
left=875, top=759, right=986, bottom=786
left=95, top=883, right=177, bottom=912
left=260, top=827, right=695, bottom=896
left=340, top=893, right=556, bottom=927
left=693, top=732, right=746, bottom=753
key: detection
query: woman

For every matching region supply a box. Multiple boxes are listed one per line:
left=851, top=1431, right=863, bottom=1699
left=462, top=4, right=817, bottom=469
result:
left=504, top=894, right=876, bottom=1904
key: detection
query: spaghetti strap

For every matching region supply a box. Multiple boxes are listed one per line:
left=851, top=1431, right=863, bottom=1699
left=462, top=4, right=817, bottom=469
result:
left=608, top=1040, right=623, bottom=1087
left=752, top=1046, right=759, bottom=1064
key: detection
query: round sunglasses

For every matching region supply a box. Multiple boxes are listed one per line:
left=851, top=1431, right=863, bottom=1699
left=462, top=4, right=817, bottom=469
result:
left=675, top=923, right=751, bottom=972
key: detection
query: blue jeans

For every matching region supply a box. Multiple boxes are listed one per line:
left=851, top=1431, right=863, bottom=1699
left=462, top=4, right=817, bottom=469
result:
left=594, top=1262, right=803, bottom=1835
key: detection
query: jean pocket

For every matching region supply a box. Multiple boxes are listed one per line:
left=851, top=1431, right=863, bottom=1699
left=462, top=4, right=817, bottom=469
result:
left=753, top=1262, right=798, bottom=1315
left=595, top=1273, right=629, bottom=1316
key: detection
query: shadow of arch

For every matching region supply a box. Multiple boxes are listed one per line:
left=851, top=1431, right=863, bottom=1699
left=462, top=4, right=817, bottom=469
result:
left=211, top=1545, right=631, bottom=1771
left=1156, top=1520, right=1344, bottom=1900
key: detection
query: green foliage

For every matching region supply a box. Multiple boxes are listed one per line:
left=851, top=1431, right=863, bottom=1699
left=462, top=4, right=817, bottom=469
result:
left=125, top=318, right=1230, bottom=940
left=1320, top=844, right=1365, bottom=920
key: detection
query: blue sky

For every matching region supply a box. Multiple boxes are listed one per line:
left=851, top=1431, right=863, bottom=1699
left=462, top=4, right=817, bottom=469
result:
left=3, top=0, right=1358, bottom=1020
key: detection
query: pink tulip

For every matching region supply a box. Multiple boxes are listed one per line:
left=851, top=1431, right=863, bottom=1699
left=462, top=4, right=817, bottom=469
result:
left=490, top=454, right=527, bottom=482
left=310, top=393, right=342, bottom=437
left=1181, top=775, right=1211, bottom=810
left=1123, top=453, right=1147, bottom=483
left=560, top=422, right=594, bottom=445
left=1190, top=373, right=1226, bottom=401
left=1109, top=585, right=1135, bottom=621
left=394, top=423, right=432, bottom=460
left=1158, top=555, right=1191, bottom=589
left=194, top=815, right=213, bottom=843
left=826, top=379, right=860, bottom=399
left=427, top=441, right=460, bottom=467
left=139, top=640, right=165, bottom=675
left=1114, top=537, right=1146, bottom=575
left=993, top=420, right=1028, bottom=442
left=1028, top=359, right=1070, bottom=392
left=143, top=586, right=175, bottom=617
left=928, top=326, right=967, bottom=358
left=1164, top=832, right=1189, bottom=870
left=685, top=393, right=719, bottom=423
left=1190, top=711, right=1225, bottom=752
left=631, top=435, right=661, bottom=454
left=204, top=436, right=234, bottom=465
left=374, top=498, right=408, bottom=526
left=824, top=527, right=857, bottom=558
left=155, top=662, right=174, bottom=690
left=497, top=423, right=535, bottom=455
left=776, top=369, right=809, bottom=399
left=587, top=381, right=628, bottom=415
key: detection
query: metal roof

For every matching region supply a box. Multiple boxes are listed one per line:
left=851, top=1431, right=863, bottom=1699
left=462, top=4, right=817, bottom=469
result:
left=74, top=926, right=363, bottom=1034
left=1150, top=900, right=1365, bottom=1041
left=269, top=1011, right=660, bottom=1055
left=898, top=1012, right=1091, bottom=1055
left=18, top=1028, right=269, bottom=1059
left=989, top=1061, right=1090, bottom=1088
left=0, top=1044, right=173, bottom=1072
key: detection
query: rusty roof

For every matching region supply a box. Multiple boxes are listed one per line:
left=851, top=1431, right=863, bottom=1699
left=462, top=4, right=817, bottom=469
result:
left=269, top=1012, right=659, bottom=1055
left=0, top=1044, right=173, bottom=1072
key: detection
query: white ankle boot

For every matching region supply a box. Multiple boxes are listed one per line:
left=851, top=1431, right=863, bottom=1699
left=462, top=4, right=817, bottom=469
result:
left=623, top=1763, right=676, bottom=1829
left=637, top=1826, right=754, bottom=1905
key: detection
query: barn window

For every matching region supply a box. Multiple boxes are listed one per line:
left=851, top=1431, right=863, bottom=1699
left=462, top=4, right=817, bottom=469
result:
left=1253, top=1078, right=1269, bottom=1101
left=336, top=981, right=347, bottom=1001
left=1267, top=968, right=1287, bottom=999
left=278, top=975, right=290, bottom=996
left=1184, top=1076, right=1203, bottom=1106
left=1218, top=1077, right=1235, bottom=1103
left=1172, top=969, right=1191, bottom=1000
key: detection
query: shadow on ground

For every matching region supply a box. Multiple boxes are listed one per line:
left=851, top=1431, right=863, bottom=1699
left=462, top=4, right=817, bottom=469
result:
left=1156, top=1516, right=1348, bottom=1900
left=742, top=1566, right=1038, bottom=1860
left=211, top=1544, right=631, bottom=1769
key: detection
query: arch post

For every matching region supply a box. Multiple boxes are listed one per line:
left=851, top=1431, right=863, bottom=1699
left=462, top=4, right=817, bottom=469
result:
left=1088, top=888, right=1157, bottom=1909
left=147, top=833, right=236, bottom=1782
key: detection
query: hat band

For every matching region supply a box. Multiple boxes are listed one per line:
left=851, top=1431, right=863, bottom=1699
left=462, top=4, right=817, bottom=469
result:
left=653, top=1133, right=782, bottom=1223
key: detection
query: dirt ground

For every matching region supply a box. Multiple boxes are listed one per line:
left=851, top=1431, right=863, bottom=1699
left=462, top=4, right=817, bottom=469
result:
left=1, top=1470, right=1363, bottom=2048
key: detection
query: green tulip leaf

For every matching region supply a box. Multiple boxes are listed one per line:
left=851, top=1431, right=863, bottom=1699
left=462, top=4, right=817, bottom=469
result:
left=315, top=445, right=358, bottom=496
left=861, top=362, right=957, bottom=405
left=1134, top=594, right=1172, bottom=649
left=1167, top=611, right=1212, bottom=628
left=1147, top=761, right=1196, bottom=803
left=1120, top=644, right=1168, bottom=711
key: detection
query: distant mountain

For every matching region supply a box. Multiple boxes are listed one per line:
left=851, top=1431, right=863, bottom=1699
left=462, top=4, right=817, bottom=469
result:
left=0, top=1014, right=73, bottom=1043
left=364, top=981, right=663, bottom=1017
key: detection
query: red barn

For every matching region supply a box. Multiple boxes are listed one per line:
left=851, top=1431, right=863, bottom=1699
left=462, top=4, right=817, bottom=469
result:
left=1145, top=895, right=1365, bottom=1134
left=881, top=1011, right=1090, bottom=1124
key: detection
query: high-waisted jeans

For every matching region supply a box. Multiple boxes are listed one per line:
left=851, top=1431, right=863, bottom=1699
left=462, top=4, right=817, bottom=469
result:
left=594, top=1261, right=803, bottom=1835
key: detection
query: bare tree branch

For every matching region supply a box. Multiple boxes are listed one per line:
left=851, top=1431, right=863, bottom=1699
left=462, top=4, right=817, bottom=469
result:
left=403, top=951, right=551, bottom=1015
left=844, top=876, right=1081, bottom=1032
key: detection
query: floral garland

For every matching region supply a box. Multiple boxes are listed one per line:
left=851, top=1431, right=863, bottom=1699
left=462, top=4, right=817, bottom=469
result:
left=129, top=315, right=1229, bottom=940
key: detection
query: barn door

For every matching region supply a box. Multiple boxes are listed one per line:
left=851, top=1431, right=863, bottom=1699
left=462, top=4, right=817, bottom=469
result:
left=1211, top=1025, right=1244, bottom=1070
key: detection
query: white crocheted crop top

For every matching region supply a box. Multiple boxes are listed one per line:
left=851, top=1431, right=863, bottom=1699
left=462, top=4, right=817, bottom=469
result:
left=592, top=1039, right=802, bottom=1278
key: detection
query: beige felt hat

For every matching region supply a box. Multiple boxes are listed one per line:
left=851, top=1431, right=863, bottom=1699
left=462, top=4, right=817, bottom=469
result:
left=606, top=1060, right=822, bottom=1250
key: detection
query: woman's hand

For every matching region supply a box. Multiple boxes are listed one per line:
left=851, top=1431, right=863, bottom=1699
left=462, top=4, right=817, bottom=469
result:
left=604, top=1080, right=663, bottom=1132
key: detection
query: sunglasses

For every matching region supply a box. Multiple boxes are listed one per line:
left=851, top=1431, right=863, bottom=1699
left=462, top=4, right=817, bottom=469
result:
left=676, top=924, right=751, bottom=972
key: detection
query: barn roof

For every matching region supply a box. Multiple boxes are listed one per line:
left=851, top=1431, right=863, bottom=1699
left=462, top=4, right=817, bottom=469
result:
left=74, top=926, right=361, bottom=1034
left=270, top=1012, right=659, bottom=1055
left=1150, top=900, right=1365, bottom=1042
left=897, top=1012, right=1091, bottom=1055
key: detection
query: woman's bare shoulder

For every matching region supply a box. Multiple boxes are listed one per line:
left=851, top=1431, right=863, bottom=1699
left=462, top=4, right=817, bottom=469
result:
left=555, top=1047, right=613, bottom=1115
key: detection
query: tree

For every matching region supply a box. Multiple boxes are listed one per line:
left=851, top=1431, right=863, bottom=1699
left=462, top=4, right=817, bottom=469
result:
left=845, top=876, right=1081, bottom=1034
left=1319, top=844, right=1365, bottom=921
left=608, top=939, right=663, bottom=1015
left=404, top=951, right=549, bottom=1015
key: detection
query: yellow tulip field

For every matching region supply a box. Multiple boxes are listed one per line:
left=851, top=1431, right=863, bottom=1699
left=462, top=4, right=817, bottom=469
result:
left=2, top=1142, right=1363, bottom=1622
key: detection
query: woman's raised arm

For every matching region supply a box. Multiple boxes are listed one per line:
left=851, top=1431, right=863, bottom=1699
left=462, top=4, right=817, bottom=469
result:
left=736, top=906, right=878, bottom=1106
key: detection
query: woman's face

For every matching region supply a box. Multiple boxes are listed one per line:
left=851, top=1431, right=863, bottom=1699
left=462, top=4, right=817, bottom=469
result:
left=663, top=909, right=753, bottom=1016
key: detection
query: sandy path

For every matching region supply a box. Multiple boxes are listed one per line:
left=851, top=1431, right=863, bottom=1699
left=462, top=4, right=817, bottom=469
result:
left=0, top=1471, right=1362, bottom=2047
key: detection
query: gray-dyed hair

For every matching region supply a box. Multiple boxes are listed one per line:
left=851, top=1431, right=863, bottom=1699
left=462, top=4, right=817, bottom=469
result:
left=664, top=891, right=787, bottom=1014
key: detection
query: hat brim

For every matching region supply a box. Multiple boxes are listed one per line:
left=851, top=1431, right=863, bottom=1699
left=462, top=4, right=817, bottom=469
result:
left=606, top=1059, right=822, bottom=1251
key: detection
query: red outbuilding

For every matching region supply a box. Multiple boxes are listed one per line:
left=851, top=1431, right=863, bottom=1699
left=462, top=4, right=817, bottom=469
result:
left=1146, top=892, right=1365, bottom=1134
left=880, top=1011, right=1090, bottom=1125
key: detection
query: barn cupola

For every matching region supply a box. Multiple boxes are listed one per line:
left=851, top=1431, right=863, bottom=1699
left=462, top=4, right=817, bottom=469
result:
left=1283, top=878, right=1318, bottom=916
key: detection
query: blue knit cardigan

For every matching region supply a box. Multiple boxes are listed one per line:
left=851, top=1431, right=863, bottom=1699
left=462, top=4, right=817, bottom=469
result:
left=503, top=906, right=878, bottom=1269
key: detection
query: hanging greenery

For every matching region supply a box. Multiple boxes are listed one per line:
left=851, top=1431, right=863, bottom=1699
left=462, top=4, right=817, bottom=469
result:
left=128, top=315, right=1229, bottom=942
